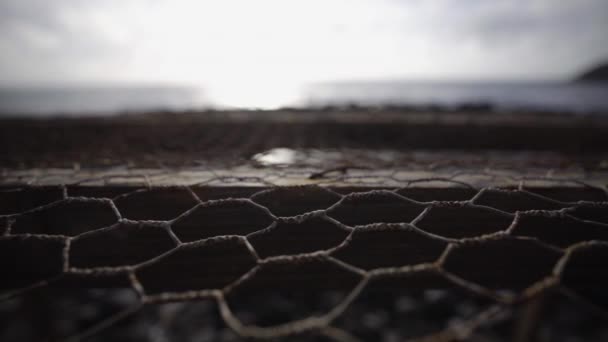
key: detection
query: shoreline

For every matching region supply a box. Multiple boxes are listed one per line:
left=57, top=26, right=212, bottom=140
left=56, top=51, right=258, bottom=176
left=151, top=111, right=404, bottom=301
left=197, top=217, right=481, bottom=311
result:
left=2, top=103, right=608, bottom=119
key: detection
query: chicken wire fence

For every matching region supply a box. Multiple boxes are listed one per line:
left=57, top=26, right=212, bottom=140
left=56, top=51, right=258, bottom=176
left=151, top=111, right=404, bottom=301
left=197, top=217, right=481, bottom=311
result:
left=1, top=167, right=608, bottom=342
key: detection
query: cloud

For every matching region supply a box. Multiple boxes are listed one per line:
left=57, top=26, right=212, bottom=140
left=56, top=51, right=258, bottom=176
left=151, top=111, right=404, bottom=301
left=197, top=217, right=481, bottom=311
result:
left=1, top=0, right=607, bottom=85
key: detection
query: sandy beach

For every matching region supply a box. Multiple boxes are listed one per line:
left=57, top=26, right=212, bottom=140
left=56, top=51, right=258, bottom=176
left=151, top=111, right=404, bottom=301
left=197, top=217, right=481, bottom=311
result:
left=2, top=109, right=608, bottom=342
left=2, top=109, right=608, bottom=170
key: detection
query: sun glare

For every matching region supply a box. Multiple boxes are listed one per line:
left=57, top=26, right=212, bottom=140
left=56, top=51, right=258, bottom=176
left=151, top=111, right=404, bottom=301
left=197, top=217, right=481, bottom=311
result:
left=207, top=82, right=302, bottom=109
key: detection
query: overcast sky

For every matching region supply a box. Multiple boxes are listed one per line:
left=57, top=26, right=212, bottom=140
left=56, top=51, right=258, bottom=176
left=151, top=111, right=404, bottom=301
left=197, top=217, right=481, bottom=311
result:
left=1, top=0, right=607, bottom=87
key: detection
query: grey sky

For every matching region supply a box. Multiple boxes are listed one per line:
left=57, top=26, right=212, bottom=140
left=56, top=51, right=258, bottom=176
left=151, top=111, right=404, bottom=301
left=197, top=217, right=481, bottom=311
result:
left=1, top=0, right=607, bottom=86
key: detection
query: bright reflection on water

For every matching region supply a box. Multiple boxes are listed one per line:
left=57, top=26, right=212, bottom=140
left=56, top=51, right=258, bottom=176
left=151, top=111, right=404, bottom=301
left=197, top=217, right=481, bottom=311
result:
left=252, top=148, right=300, bottom=166
left=207, top=81, right=302, bottom=110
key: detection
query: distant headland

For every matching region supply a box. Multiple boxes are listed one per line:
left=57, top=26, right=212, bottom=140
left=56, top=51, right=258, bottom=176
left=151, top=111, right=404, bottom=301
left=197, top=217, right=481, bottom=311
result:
left=576, top=62, right=608, bottom=82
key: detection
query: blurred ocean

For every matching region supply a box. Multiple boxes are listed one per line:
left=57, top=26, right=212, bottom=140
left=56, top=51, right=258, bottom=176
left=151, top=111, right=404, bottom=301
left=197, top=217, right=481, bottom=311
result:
left=0, top=81, right=607, bottom=116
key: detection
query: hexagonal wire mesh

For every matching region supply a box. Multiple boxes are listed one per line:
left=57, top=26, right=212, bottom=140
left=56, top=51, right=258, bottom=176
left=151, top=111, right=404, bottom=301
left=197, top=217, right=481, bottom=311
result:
left=1, top=167, right=608, bottom=342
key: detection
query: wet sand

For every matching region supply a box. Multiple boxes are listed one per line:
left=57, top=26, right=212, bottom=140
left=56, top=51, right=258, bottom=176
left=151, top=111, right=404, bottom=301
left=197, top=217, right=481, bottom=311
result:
left=1, top=109, right=608, bottom=169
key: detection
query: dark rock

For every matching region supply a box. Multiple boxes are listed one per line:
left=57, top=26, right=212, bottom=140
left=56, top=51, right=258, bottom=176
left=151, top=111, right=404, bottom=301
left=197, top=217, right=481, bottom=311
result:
left=576, top=62, right=608, bottom=82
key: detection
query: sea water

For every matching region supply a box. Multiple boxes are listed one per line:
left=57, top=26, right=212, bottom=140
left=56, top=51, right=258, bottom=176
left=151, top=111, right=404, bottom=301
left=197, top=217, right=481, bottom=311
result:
left=0, top=81, right=607, bottom=116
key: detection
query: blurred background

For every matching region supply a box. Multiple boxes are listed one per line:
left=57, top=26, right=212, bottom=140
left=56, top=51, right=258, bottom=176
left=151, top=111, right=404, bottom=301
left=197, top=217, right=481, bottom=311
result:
left=0, top=0, right=607, bottom=115
left=2, top=2, right=608, bottom=342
